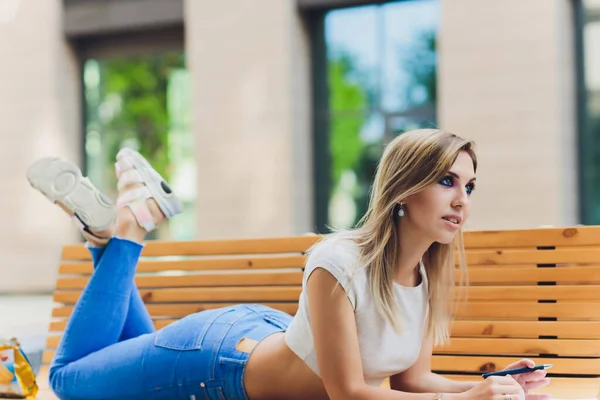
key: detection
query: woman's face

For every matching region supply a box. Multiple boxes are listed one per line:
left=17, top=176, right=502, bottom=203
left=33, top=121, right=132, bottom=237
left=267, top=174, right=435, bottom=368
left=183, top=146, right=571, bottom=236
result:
left=402, top=151, right=476, bottom=244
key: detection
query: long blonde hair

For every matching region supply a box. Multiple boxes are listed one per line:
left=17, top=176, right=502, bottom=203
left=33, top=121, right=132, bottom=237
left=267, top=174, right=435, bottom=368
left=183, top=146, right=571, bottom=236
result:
left=320, top=129, right=476, bottom=346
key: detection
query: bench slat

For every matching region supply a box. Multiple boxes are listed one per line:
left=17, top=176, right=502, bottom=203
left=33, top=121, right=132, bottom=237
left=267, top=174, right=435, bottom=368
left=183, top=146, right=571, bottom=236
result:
left=47, top=319, right=600, bottom=340
left=435, top=338, right=600, bottom=357
left=48, top=319, right=176, bottom=332
left=464, top=266, right=600, bottom=284
left=56, top=271, right=303, bottom=290
left=49, top=301, right=600, bottom=321
left=51, top=302, right=299, bottom=318
left=458, top=286, right=600, bottom=301
left=58, top=227, right=600, bottom=261
left=58, top=255, right=306, bottom=274
left=56, top=265, right=600, bottom=286
left=464, top=247, right=600, bottom=265
left=431, top=355, right=600, bottom=375
left=51, top=286, right=600, bottom=304
left=451, top=320, right=600, bottom=338
left=462, top=227, right=600, bottom=248
left=61, top=236, right=321, bottom=260
left=454, top=301, right=600, bottom=320
left=53, top=286, right=303, bottom=303
left=41, top=352, right=600, bottom=374
left=43, top=335, right=600, bottom=358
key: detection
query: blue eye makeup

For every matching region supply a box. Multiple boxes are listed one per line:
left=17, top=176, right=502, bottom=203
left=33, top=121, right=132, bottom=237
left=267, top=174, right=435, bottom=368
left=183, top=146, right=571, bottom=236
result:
left=438, top=175, right=476, bottom=195
left=466, top=182, right=475, bottom=195
left=439, top=176, right=454, bottom=187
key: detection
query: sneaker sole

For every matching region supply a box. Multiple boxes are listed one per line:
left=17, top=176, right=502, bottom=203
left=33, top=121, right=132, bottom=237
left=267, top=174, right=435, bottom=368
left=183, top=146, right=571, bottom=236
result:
left=26, top=157, right=117, bottom=231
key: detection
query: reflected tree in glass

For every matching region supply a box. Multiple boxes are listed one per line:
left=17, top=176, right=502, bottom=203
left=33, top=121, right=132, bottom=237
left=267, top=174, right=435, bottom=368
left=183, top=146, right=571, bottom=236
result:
left=84, top=52, right=196, bottom=240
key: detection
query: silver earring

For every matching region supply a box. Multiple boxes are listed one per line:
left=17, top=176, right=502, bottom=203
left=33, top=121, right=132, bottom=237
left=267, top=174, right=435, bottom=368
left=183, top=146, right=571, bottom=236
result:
left=398, top=203, right=405, bottom=217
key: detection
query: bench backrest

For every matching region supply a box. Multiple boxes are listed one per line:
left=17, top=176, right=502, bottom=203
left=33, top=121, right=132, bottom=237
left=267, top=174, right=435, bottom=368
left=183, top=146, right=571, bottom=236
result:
left=45, top=227, right=600, bottom=379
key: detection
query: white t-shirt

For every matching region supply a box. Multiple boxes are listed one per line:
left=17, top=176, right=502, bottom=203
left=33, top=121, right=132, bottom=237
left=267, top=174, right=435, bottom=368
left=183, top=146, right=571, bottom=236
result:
left=284, top=238, right=429, bottom=387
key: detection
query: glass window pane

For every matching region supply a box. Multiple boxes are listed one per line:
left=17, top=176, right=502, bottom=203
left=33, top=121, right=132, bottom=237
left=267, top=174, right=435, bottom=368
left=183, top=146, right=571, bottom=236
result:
left=328, top=113, right=384, bottom=230
left=582, top=1, right=600, bottom=223
left=325, top=6, right=378, bottom=112
left=322, top=1, right=439, bottom=231
left=83, top=52, right=196, bottom=240
left=381, top=0, right=440, bottom=112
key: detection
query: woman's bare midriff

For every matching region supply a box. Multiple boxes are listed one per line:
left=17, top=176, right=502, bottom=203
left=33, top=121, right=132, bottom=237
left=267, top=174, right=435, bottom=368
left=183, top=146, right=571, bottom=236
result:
left=243, top=332, right=330, bottom=400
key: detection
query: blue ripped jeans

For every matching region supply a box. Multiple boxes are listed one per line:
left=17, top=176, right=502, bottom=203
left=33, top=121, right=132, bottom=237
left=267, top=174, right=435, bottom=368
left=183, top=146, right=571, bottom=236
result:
left=49, top=238, right=292, bottom=400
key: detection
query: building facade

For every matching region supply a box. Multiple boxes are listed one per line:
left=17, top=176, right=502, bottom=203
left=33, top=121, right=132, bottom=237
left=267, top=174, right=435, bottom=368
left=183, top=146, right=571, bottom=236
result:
left=0, top=0, right=594, bottom=291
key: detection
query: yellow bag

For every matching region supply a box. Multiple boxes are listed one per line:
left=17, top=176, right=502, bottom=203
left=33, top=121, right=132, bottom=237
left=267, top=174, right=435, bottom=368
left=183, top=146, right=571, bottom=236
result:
left=0, top=338, right=37, bottom=399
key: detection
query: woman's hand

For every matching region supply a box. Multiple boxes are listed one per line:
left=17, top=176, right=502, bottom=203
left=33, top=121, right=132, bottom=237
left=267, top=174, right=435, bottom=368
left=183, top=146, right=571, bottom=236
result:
left=458, top=375, right=525, bottom=400
left=501, top=359, right=551, bottom=400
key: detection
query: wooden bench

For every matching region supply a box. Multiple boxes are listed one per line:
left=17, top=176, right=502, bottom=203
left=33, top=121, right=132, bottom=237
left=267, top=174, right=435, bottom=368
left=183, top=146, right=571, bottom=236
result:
left=37, top=226, right=600, bottom=399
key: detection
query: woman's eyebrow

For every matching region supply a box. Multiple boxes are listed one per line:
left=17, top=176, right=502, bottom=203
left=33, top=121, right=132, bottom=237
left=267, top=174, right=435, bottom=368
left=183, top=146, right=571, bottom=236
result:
left=448, top=171, right=476, bottom=182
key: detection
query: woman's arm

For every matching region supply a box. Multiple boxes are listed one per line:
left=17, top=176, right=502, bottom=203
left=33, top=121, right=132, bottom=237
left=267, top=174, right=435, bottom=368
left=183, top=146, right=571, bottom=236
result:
left=306, top=268, right=461, bottom=400
left=389, top=333, right=480, bottom=394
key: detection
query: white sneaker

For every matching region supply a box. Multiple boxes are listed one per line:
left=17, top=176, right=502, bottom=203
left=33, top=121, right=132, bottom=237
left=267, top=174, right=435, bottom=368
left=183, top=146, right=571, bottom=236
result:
left=114, top=148, right=184, bottom=232
left=26, top=157, right=117, bottom=240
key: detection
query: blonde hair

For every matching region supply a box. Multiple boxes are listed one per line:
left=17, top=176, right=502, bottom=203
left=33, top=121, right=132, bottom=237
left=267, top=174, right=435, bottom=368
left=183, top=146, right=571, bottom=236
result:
left=318, top=129, right=476, bottom=346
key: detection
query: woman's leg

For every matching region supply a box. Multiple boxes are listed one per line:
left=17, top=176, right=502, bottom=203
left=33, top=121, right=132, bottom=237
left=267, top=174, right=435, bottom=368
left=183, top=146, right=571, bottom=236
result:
left=27, top=149, right=184, bottom=398
left=51, top=237, right=143, bottom=373
left=51, top=174, right=168, bottom=372
left=88, top=245, right=155, bottom=341
left=51, top=234, right=197, bottom=400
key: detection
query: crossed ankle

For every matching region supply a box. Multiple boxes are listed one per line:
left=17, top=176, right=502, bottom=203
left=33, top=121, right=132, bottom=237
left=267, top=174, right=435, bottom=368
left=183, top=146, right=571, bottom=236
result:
left=115, top=208, right=147, bottom=244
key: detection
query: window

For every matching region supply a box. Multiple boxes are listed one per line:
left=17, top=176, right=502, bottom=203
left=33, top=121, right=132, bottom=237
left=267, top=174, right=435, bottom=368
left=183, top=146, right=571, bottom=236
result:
left=313, top=0, right=440, bottom=231
left=83, top=50, right=196, bottom=240
left=580, top=0, right=600, bottom=223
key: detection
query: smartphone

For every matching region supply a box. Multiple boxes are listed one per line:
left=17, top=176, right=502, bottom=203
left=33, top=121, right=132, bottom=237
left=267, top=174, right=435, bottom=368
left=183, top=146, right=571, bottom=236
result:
left=482, top=364, right=553, bottom=378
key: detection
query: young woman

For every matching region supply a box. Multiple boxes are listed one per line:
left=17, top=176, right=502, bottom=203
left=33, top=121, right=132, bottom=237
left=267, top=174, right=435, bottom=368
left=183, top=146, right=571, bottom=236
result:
left=27, top=130, right=550, bottom=400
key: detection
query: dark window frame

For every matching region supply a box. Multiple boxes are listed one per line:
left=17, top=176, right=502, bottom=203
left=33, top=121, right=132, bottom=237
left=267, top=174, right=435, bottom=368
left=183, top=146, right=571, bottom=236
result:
left=575, top=0, right=588, bottom=223
left=576, top=0, right=600, bottom=224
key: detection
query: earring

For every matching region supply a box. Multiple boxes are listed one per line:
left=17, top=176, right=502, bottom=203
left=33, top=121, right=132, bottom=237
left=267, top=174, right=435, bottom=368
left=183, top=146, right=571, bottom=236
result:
left=398, top=203, right=405, bottom=217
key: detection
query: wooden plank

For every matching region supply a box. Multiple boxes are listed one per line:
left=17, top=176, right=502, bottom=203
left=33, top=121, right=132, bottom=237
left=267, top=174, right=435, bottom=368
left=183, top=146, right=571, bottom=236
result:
left=58, top=255, right=307, bottom=274
left=43, top=350, right=53, bottom=365
left=49, top=301, right=600, bottom=320
left=464, top=247, right=600, bottom=265
left=57, top=263, right=600, bottom=285
left=49, top=318, right=176, bottom=332
left=451, top=320, right=600, bottom=338
left=454, top=301, right=600, bottom=320
left=48, top=318, right=600, bottom=340
left=48, top=319, right=600, bottom=339
left=46, top=336, right=60, bottom=348
left=463, top=266, right=600, bottom=285
left=459, top=286, right=600, bottom=301
left=41, top=351, right=600, bottom=375
left=431, top=355, right=600, bottom=375
left=53, top=286, right=302, bottom=304
left=52, top=285, right=600, bottom=305
left=433, top=338, right=600, bottom=357
left=51, top=302, right=299, bottom=318
left=61, top=236, right=322, bottom=260
left=462, top=226, right=600, bottom=248
left=43, top=335, right=600, bottom=358
left=56, top=271, right=303, bottom=290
